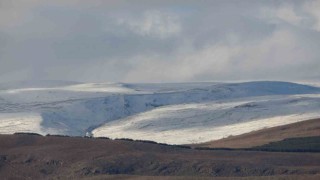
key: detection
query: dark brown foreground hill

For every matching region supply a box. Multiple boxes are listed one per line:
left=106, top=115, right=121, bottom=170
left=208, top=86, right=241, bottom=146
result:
left=0, top=134, right=320, bottom=179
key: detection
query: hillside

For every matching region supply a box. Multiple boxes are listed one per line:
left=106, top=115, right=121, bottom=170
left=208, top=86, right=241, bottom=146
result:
left=194, top=118, right=320, bottom=148
left=0, top=134, right=320, bottom=179
left=252, top=136, right=320, bottom=152
left=93, top=96, right=320, bottom=144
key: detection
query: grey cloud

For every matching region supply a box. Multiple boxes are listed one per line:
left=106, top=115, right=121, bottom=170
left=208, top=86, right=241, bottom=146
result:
left=0, top=0, right=320, bottom=83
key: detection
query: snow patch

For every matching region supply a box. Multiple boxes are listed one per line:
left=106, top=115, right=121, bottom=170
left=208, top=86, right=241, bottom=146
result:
left=0, top=113, right=53, bottom=135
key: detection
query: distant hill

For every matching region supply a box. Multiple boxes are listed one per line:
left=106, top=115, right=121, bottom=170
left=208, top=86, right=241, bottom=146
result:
left=0, top=81, right=320, bottom=144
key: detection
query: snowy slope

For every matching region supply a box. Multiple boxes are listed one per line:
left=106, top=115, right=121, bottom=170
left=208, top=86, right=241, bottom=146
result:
left=0, top=81, right=144, bottom=136
left=0, top=81, right=320, bottom=142
left=93, top=95, right=320, bottom=144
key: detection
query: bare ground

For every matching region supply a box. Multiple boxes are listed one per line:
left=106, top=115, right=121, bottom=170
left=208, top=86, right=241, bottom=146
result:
left=0, top=133, right=320, bottom=179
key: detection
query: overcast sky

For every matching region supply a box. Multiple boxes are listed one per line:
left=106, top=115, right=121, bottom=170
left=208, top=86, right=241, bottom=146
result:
left=0, top=0, right=320, bottom=83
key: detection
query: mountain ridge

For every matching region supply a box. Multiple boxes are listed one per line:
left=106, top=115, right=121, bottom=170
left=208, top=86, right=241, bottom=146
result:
left=0, top=81, right=319, bottom=144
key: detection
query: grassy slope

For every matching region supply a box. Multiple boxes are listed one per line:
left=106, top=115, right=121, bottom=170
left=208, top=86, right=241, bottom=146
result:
left=194, top=118, right=320, bottom=149
left=252, top=136, right=320, bottom=152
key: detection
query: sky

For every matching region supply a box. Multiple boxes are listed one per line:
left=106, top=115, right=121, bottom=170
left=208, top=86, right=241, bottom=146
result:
left=0, top=0, right=320, bottom=83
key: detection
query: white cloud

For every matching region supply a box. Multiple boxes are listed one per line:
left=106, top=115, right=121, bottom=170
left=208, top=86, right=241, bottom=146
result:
left=124, top=29, right=313, bottom=82
left=117, top=10, right=181, bottom=38
left=260, top=4, right=303, bottom=26
left=304, top=0, right=320, bottom=31
left=276, top=6, right=303, bottom=26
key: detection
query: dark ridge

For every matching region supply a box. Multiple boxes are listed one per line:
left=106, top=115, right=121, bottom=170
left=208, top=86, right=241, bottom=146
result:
left=114, top=138, right=192, bottom=149
left=46, top=134, right=70, bottom=137
left=95, top=137, right=111, bottom=140
left=14, top=132, right=42, bottom=136
left=115, top=138, right=135, bottom=141
left=252, top=136, right=320, bottom=152
left=134, top=139, right=159, bottom=144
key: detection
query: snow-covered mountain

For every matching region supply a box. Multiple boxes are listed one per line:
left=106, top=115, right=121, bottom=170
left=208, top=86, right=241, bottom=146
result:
left=0, top=80, right=320, bottom=144
left=93, top=95, right=320, bottom=144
